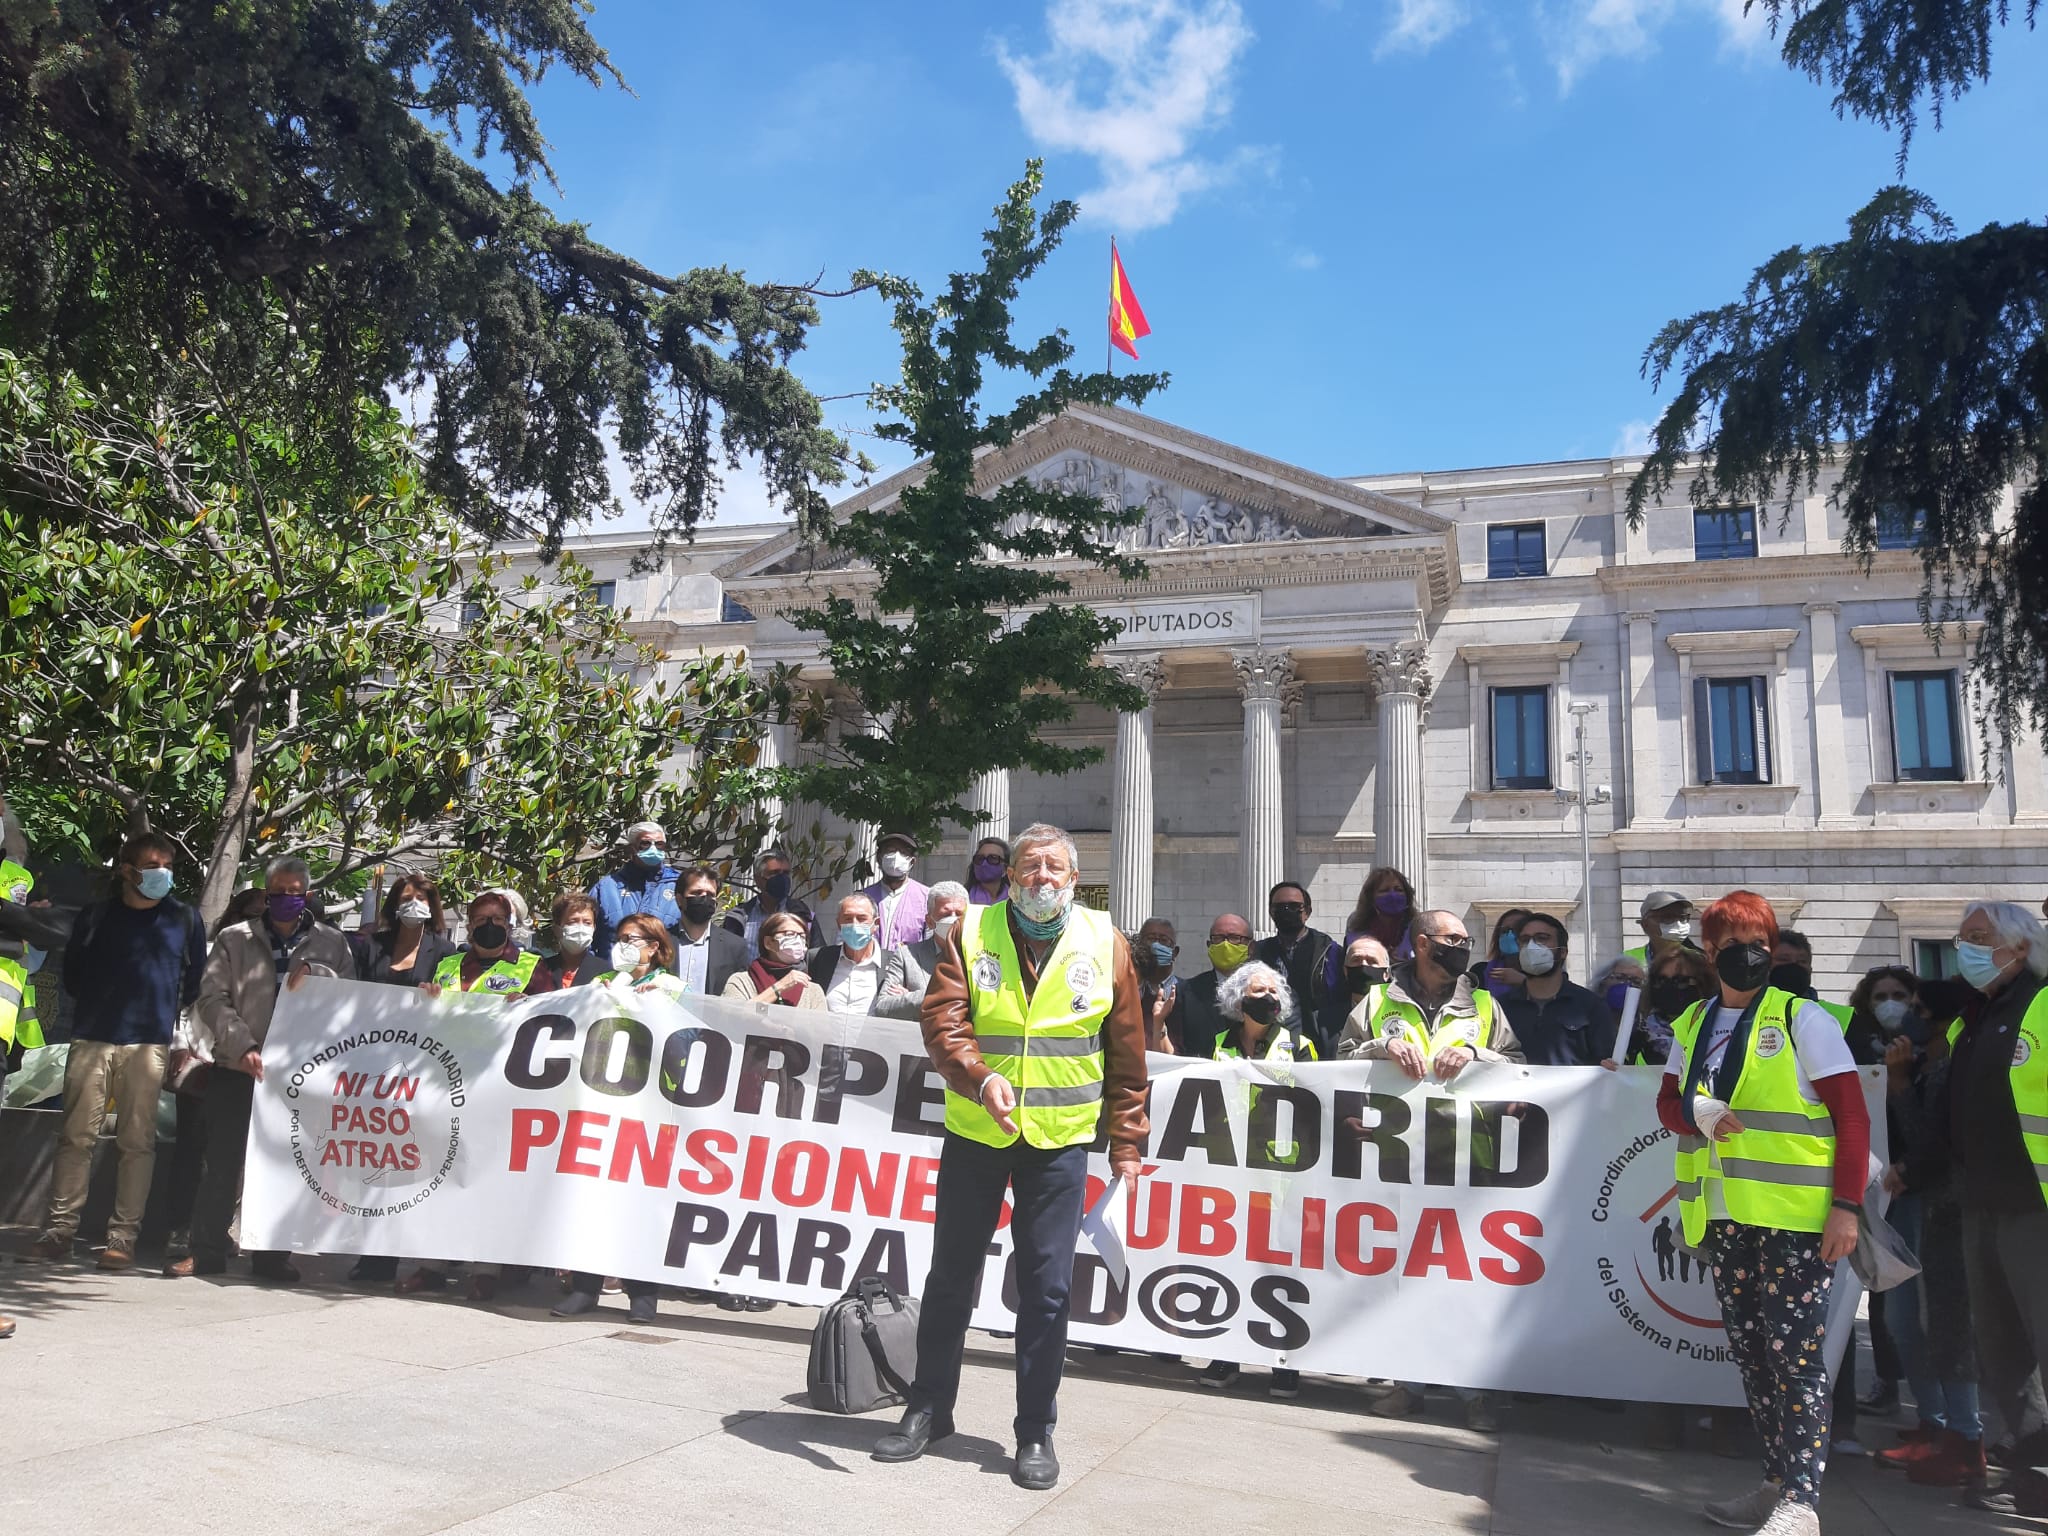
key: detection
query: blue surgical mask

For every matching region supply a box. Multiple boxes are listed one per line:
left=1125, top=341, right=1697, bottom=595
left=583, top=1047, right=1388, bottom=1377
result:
left=136, top=867, right=174, bottom=900
left=1955, top=940, right=2009, bottom=992
left=636, top=846, right=666, bottom=868
left=1148, top=941, right=1176, bottom=969
left=840, top=922, right=874, bottom=951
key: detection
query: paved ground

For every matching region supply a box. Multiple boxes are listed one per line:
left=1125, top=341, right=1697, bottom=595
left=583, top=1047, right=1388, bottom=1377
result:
left=0, top=1239, right=2032, bottom=1536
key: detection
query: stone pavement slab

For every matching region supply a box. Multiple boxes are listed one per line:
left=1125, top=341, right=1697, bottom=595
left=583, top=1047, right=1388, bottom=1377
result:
left=1, top=1244, right=2034, bottom=1536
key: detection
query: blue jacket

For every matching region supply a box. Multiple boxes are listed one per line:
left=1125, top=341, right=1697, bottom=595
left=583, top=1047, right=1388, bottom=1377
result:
left=591, top=863, right=683, bottom=953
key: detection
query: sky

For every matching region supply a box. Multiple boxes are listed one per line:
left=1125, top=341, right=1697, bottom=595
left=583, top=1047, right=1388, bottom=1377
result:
left=516, top=0, right=2048, bottom=527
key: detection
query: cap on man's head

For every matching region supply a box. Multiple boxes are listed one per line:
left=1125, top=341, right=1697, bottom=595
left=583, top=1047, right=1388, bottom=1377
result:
left=877, top=831, right=917, bottom=854
left=1639, top=890, right=1691, bottom=918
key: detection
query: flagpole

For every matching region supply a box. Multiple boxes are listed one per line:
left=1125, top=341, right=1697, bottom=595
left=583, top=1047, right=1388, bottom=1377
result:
left=1107, top=236, right=1115, bottom=375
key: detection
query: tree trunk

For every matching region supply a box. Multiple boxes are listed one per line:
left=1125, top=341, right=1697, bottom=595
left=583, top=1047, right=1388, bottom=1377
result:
left=198, top=684, right=266, bottom=927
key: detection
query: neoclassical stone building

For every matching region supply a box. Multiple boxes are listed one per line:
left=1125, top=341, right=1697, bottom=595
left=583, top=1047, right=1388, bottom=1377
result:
left=501, top=406, right=2048, bottom=998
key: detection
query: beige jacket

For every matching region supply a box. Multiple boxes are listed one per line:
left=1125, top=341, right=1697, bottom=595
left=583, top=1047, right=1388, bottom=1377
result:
left=196, top=917, right=354, bottom=1061
left=720, top=967, right=826, bottom=1010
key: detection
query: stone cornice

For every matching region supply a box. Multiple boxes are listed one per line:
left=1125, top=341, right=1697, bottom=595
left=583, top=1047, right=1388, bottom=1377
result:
left=1665, top=627, right=1801, bottom=657
left=1596, top=549, right=1924, bottom=591
left=1456, top=640, right=1581, bottom=666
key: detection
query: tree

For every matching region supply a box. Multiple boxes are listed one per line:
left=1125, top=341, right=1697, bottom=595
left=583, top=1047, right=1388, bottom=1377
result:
left=0, top=324, right=790, bottom=923
left=1627, top=1, right=2047, bottom=739
left=783, top=165, right=1167, bottom=852
left=0, top=1, right=861, bottom=551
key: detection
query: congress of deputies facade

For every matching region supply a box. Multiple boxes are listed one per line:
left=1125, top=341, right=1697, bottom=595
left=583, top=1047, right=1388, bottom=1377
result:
left=498, top=406, right=2048, bottom=998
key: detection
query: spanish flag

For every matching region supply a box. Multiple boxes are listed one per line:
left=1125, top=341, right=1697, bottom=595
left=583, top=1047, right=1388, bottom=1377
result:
left=1108, top=241, right=1151, bottom=360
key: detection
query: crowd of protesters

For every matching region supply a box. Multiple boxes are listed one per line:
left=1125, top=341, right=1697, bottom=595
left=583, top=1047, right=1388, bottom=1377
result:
left=1, top=800, right=2043, bottom=1527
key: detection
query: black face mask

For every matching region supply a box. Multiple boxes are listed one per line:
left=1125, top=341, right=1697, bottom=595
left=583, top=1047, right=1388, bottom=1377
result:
left=1769, top=962, right=1813, bottom=998
left=471, top=920, right=508, bottom=952
left=1269, top=903, right=1307, bottom=935
left=1715, top=941, right=1773, bottom=992
left=1649, top=980, right=1699, bottom=1019
left=761, top=871, right=793, bottom=902
left=1428, top=937, right=1473, bottom=975
left=1346, top=964, right=1389, bottom=996
left=1242, top=994, right=1283, bottom=1025
left=682, top=894, right=719, bottom=925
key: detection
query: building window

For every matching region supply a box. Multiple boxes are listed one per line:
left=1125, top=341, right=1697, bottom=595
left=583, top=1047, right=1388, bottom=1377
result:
left=1875, top=504, right=1926, bottom=551
left=1692, top=675, right=1772, bottom=785
left=721, top=594, right=756, bottom=623
left=1890, top=670, right=1963, bottom=781
left=1693, top=506, right=1758, bottom=561
left=460, top=599, right=484, bottom=627
left=1490, top=686, right=1551, bottom=789
left=593, top=580, right=617, bottom=608
left=1913, top=938, right=1960, bottom=981
left=1486, top=522, right=1546, bottom=579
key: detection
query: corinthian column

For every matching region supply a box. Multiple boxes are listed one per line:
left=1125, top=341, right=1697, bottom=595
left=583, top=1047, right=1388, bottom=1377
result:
left=1108, top=654, right=1167, bottom=933
left=1234, top=646, right=1300, bottom=933
left=969, top=769, right=1011, bottom=846
left=1367, top=642, right=1433, bottom=903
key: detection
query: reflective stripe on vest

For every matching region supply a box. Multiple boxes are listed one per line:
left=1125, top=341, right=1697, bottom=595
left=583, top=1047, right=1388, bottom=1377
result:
left=1669, top=988, right=1836, bottom=1246
left=946, top=902, right=1115, bottom=1150
left=1365, top=985, right=1497, bottom=1057
left=2016, top=990, right=2048, bottom=1210
left=432, top=950, right=540, bottom=994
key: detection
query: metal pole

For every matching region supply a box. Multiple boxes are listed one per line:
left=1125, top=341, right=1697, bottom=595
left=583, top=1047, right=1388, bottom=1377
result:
left=1577, top=708, right=1592, bottom=962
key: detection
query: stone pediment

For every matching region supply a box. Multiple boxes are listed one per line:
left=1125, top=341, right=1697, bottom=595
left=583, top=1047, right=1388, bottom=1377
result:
left=720, top=406, right=1448, bottom=582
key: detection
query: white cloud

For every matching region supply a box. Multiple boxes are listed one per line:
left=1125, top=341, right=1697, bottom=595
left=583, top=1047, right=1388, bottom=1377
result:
left=1376, top=0, right=1471, bottom=57
left=1546, top=0, right=1769, bottom=93
left=1288, top=248, right=1324, bottom=271
left=1612, top=418, right=1654, bottom=457
left=998, top=0, right=1259, bottom=230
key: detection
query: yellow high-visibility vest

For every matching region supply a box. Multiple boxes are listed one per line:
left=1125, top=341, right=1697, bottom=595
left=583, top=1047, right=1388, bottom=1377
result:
left=432, top=949, right=539, bottom=995
left=947, top=901, right=1115, bottom=1150
left=1365, top=984, right=1499, bottom=1057
left=1669, top=988, right=1836, bottom=1246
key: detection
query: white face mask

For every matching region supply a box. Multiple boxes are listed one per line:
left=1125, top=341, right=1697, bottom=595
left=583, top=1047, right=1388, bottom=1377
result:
left=1873, top=997, right=1911, bottom=1032
left=1659, top=919, right=1693, bottom=942
left=397, top=898, right=432, bottom=926
left=1519, top=940, right=1557, bottom=977
left=610, top=942, right=644, bottom=973
left=932, top=913, right=960, bottom=938
left=1013, top=878, right=1074, bottom=925
left=879, top=851, right=912, bottom=879
left=772, top=933, right=808, bottom=962
left=560, top=923, right=594, bottom=951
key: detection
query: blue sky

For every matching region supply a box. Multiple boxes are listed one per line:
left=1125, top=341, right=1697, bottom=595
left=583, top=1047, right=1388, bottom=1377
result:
left=519, top=1, right=2048, bottom=523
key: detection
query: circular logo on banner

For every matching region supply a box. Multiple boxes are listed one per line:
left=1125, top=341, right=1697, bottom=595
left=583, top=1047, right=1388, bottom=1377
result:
left=1587, top=1128, right=1731, bottom=1369
left=1753, top=1026, right=1787, bottom=1059
left=283, top=1032, right=465, bottom=1220
left=1064, top=956, right=1099, bottom=996
left=972, top=953, right=1004, bottom=994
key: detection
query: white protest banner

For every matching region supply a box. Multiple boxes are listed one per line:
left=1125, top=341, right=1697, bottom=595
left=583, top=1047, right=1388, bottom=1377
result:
left=245, top=978, right=1881, bottom=1404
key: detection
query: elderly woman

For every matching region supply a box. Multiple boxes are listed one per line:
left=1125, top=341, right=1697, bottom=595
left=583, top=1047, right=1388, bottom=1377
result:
left=1660, top=891, right=1869, bottom=1536
left=721, top=909, right=824, bottom=1009
left=599, top=914, right=686, bottom=1001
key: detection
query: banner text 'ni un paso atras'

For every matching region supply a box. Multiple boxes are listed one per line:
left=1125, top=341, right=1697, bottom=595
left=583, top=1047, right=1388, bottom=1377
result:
left=245, top=978, right=1881, bottom=1403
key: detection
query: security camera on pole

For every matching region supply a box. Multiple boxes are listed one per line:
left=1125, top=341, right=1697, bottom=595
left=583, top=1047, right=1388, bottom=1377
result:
left=1554, top=701, right=1612, bottom=965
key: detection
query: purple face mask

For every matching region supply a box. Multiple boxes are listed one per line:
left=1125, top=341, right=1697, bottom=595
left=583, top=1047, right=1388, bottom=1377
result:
left=972, top=855, right=1007, bottom=881
left=268, top=893, right=308, bottom=925
left=1604, top=981, right=1631, bottom=1013
left=1373, top=890, right=1409, bottom=917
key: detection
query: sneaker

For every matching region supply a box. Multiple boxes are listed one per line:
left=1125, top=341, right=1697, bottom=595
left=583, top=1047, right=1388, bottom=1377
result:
left=97, top=1248, right=135, bottom=1272
left=1704, top=1479, right=1781, bottom=1530
left=1857, top=1378, right=1899, bottom=1414
left=1464, top=1396, right=1502, bottom=1434
left=1754, top=1501, right=1819, bottom=1536
left=1196, top=1361, right=1239, bottom=1390
left=1829, top=1435, right=1865, bottom=1457
left=1905, top=1432, right=1986, bottom=1488
left=1369, top=1385, right=1424, bottom=1418
left=1269, top=1369, right=1300, bottom=1399
left=1966, top=1478, right=2048, bottom=1518
left=550, top=1289, right=599, bottom=1318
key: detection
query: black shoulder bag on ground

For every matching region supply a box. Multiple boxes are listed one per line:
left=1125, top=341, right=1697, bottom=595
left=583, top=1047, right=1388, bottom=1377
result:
left=806, top=1276, right=922, bottom=1415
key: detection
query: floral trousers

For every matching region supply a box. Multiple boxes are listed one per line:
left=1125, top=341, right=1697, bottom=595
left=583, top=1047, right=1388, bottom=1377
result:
left=1704, top=1219, right=1837, bottom=1509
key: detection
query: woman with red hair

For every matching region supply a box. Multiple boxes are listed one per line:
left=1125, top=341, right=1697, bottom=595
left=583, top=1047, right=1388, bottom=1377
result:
left=1657, top=890, right=1870, bottom=1536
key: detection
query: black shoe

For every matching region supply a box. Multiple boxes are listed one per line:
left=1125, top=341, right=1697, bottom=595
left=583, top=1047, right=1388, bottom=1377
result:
left=1013, top=1438, right=1060, bottom=1491
left=1269, top=1369, right=1301, bottom=1399
left=249, top=1256, right=301, bottom=1285
left=628, top=1294, right=658, bottom=1324
left=190, top=1253, right=228, bottom=1277
left=717, top=1295, right=748, bottom=1312
left=1196, top=1360, right=1239, bottom=1389
left=348, top=1257, right=399, bottom=1285
left=1857, top=1378, right=1899, bottom=1413
left=743, top=1297, right=775, bottom=1313
left=551, top=1289, right=599, bottom=1318
left=873, top=1407, right=954, bottom=1463
left=679, top=1289, right=717, bottom=1304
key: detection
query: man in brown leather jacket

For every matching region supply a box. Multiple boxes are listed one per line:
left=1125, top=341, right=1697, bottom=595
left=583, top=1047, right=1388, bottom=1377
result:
left=873, top=822, right=1148, bottom=1491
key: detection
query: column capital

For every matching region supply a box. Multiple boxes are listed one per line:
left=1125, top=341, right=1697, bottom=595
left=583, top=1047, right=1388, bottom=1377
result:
left=1232, top=644, right=1301, bottom=708
left=1801, top=601, right=1841, bottom=618
left=1109, top=652, right=1168, bottom=703
left=1366, top=642, right=1433, bottom=702
left=1625, top=610, right=1659, bottom=627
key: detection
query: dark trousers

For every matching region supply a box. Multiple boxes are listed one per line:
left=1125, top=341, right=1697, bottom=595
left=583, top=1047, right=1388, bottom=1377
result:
left=571, top=1271, right=655, bottom=1299
left=909, top=1132, right=1089, bottom=1444
left=190, top=1068, right=279, bottom=1264
left=1705, top=1221, right=1837, bottom=1508
left=1963, top=1208, right=2048, bottom=1479
left=166, top=1089, right=207, bottom=1236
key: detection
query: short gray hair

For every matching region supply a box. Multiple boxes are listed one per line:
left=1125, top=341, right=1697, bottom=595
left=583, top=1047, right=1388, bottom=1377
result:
left=264, top=856, right=311, bottom=887
left=1010, top=822, right=1079, bottom=872
left=1216, top=961, right=1297, bottom=1026
left=1411, top=908, right=1461, bottom=942
left=623, top=820, right=666, bottom=844
left=1964, top=900, right=2048, bottom=978
left=928, top=880, right=969, bottom=905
